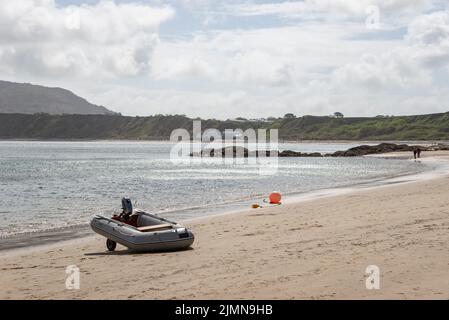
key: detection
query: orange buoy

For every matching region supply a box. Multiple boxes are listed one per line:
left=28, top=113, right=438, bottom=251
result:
left=252, top=204, right=260, bottom=209
left=269, top=192, right=282, bottom=204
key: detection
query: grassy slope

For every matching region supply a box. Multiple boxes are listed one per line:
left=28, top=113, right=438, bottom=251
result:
left=0, top=112, right=448, bottom=140
left=273, top=113, right=449, bottom=140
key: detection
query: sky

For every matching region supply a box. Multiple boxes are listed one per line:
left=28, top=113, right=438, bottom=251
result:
left=1, top=0, right=449, bottom=119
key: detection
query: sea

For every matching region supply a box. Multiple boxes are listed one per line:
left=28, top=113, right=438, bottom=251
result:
left=0, top=140, right=438, bottom=249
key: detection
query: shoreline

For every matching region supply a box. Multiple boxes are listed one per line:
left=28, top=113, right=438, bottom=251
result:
left=1, top=152, right=448, bottom=299
left=1, top=139, right=448, bottom=144
left=1, top=152, right=446, bottom=253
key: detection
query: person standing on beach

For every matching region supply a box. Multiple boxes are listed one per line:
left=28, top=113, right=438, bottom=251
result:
left=413, top=147, right=422, bottom=159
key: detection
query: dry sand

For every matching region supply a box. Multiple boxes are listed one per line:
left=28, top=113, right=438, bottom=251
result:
left=1, top=151, right=449, bottom=300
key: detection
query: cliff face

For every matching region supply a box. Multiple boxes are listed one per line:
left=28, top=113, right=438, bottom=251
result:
left=0, top=80, right=114, bottom=115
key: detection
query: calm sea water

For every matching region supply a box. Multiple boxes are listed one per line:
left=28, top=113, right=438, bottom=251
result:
left=0, top=141, right=430, bottom=236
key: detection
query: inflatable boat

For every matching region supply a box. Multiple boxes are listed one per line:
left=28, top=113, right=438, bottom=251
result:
left=90, top=198, right=194, bottom=252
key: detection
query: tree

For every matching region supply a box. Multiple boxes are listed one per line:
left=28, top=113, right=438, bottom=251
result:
left=284, top=113, right=296, bottom=119
left=334, top=112, right=344, bottom=118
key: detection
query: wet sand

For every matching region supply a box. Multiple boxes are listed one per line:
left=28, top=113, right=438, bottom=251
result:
left=0, top=151, right=448, bottom=299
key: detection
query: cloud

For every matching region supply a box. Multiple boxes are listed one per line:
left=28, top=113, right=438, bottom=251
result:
left=89, top=6, right=449, bottom=118
left=87, top=85, right=254, bottom=118
left=295, top=9, right=449, bottom=116
left=224, top=0, right=445, bottom=30
left=227, top=0, right=436, bottom=20
left=331, top=9, right=449, bottom=92
left=332, top=51, right=432, bottom=92
left=2, top=1, right=449, bottom=119
left=151, top=24, right=395, bottom=88
left=0, top=0, right=174, bottom=78
left=405, top=10, right=449, bottom=68
left=145, top=7, right=449, bottom=118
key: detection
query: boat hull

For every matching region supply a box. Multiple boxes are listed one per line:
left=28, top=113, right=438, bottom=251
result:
left=90, top=215, right=194, bottom=252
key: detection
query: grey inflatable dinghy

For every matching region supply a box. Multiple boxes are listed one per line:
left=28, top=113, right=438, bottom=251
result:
left=90, top=198, right=194, bottom=252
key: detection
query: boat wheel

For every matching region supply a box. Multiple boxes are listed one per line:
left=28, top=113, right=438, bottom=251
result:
left=106, top=239, right=117, bottom=251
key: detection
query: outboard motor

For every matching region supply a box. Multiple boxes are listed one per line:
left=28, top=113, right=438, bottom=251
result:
left=121, top=197, right=133, bottom=219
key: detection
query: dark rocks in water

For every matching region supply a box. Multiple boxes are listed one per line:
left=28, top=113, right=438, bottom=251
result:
left=427, top=143, right=449, bottom=151
left=330, top=142, right=449, bottom=156
left=190, top=143, right=449, bottom=158
left=277, top=150, right=301, bottom=157
left=328, top=143, right=424, bottom=157
left=278, top=150, right=323, bottom=157
left=190, top=146, right=277, bottom=158
left=305, top=152, right=324, bottom=157
left=190, top=147, right=323, bottom=157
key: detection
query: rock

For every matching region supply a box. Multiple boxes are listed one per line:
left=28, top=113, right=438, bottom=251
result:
left=191, top=147, right=322, bottom=158
left=279, top=151, right=323, bottom=157
left=278, top=150, right=302, bottom=157
left=328, top=143, right=424, bottom=157
left=427, top=143, right=449, bottom=151
left=190, top=146, right=276, bottom=158
left=190, top=143, right=449, bottom=158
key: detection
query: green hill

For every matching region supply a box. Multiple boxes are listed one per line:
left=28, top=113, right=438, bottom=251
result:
left=0, top=112, right=449, bottom=140
left=0, top=80, right=114, bottom=115
left=269, top=113, right=449, bottom=140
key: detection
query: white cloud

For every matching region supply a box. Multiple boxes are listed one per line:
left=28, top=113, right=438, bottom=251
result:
left=0, top=0, right=174, bottom=78
left=406, top=10, right=449, bottom=69
left=91, top=7, right=449, bottom=118
left=227, top=0, right=438, bottom=25
left=332, top=51, right=432, bottom=92
left=151, top=24, right=395, bottom=88
left=87, top=85, right=255, bottom=118
left=331, top=9, right=449, bottom=92
left=87, top=79, right=449, bottom=119
left=296, top=9, right=449, bottom=116
left=1, top=1, right=449, bottom=119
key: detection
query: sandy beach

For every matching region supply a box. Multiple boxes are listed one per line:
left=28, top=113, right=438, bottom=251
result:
left=1, top=151, right=449, bottom=300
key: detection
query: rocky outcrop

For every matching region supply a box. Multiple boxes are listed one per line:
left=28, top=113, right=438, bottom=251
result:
left=190, top=147, right=277, bottom=158
left=191, top=146, right=325, bottom=158
left=328, top=143, right=422, bottom=157
left=427, top=143, right=449, bottom=151
left=190, top=143, right=448, bottom=158
left=279, top=150, right=323, bottom=157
